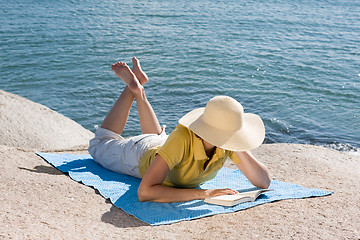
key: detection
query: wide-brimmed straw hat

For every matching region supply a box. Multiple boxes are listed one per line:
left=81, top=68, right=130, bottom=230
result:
left=178, top=96, right=265, bottom=151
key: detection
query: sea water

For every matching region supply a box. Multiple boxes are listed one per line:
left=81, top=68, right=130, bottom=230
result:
left=1, top=0, right=359, bottom=153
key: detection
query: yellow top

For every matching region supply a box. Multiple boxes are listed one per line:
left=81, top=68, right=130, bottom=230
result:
left=139, top=124, right=241, bottom=188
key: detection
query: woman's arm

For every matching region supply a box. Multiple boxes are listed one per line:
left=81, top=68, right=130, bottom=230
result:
left=138, top=154, right=238, bottom=203
left=235, top=151, right=271, bottom=189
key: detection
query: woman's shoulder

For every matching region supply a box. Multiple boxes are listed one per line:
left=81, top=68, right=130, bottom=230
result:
left=164, top=124, right=194, bottom=146
left=173, top=124, right=192, bottom=136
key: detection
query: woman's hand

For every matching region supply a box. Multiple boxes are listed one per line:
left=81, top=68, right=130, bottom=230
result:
left=203, top=188, right=239, bottom=198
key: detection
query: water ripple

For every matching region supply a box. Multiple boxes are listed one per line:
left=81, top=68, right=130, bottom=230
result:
left=0, top=0, right=359, bottom=151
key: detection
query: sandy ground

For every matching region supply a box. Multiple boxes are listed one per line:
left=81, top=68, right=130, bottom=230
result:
left=1, top=90, right=359, bottom=239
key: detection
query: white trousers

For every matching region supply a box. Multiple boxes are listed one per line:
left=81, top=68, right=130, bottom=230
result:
left=88, top=127, right=168, bottom=178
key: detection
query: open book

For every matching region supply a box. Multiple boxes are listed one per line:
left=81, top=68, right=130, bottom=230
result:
left=204, top=189, right=273, bottom=207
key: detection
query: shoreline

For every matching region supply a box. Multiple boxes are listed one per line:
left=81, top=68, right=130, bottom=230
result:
left=268, top=142, right=360, bottom=157
left=1, top=89, right=359, bottom=239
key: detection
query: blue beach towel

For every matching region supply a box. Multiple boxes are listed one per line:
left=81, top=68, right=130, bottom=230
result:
left=36, top=152, right=332, bottom=226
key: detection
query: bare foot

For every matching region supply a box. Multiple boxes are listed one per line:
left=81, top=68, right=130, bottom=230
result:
left=132, top=57, right=148, bottom=85
left=111, top=62, right=143, bottom=96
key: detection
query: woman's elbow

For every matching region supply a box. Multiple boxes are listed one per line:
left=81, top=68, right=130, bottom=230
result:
left=137, top=186, right=149, bottom=202
left=259, top=178, right=271, bottom=189
left=256, top=175, right=271, bottom=189
left=252, top=171, right=271, bottom=189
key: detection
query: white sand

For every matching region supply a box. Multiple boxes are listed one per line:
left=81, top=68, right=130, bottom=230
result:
left=1, top=90, right=359, bottom=239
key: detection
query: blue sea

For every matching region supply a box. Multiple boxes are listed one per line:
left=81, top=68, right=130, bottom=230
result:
left=1, top=0, right=359, bottom=153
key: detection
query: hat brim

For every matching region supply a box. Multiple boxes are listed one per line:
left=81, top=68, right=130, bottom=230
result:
left=179, top=107, right=265, bottom=151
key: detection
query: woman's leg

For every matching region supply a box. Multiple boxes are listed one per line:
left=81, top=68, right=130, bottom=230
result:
left=101, top=59, right=162, bottom=135
left=131, top=57, right=162, bottom=135
left=100, top=85, right=134, bottom=135
left=136, top=89, right=162, bottom=135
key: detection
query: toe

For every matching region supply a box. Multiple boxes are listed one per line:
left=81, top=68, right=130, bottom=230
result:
left=132, top=57, right=139, bottom=64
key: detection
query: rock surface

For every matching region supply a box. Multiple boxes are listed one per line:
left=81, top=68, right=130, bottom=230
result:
left=0, top=90, right=94, bottom=150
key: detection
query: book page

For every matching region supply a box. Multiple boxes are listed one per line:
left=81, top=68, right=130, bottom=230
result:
left=204, top=189, right=273, bottom=206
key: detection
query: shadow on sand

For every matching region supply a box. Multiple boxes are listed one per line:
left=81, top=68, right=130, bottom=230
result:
left=19, top=165, right=64, bottom=175
left=101, top=201, right=148, bottom=228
